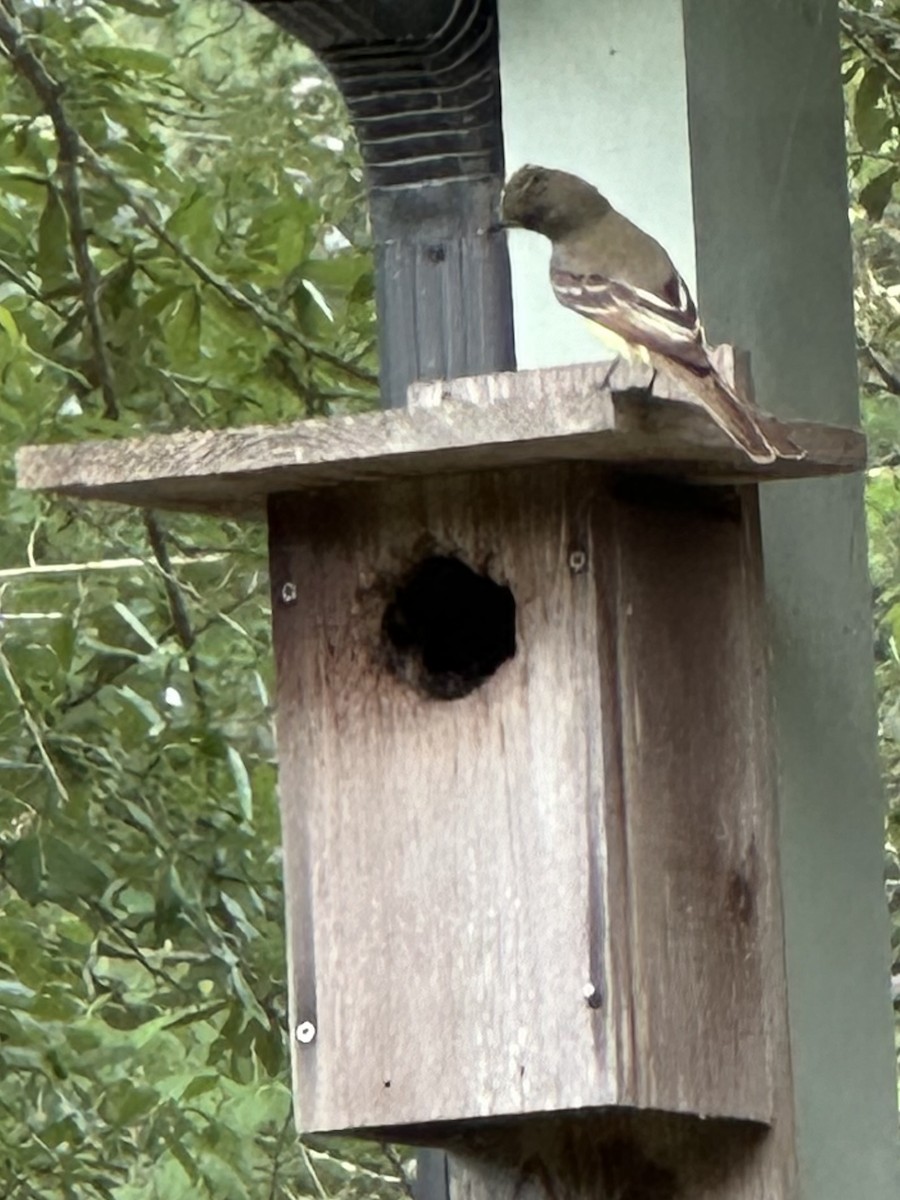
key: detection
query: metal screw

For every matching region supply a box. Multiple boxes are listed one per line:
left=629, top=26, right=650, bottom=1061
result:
left=295, top=1020, right=316, bottom=1044
left=582, top=982, right=602, bottom=1009
left=280, top=581, right=298, bottom=606
left=568, top=549, right=587, bottom=574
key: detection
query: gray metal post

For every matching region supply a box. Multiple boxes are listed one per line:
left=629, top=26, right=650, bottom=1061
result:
left=499, top=0, right=897, bottom=1195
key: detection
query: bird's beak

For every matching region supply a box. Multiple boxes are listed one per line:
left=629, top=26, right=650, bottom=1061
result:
left=490, top=201, right=514, bottom=233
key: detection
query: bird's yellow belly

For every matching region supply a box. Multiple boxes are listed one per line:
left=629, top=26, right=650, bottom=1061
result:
left=580, top=317, right=651, bottom=365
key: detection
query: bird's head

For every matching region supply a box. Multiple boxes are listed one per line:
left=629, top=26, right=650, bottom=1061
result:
left=501, top=165, right=611, bottom=240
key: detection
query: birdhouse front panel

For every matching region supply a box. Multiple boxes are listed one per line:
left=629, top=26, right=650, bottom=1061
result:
left=268, top=462, right=782, bottom=1138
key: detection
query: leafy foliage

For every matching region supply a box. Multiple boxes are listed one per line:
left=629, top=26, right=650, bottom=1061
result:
left=841, top=0, right=900, bottom=1094
left=0, top=1, right=898, bottom=1195
left=0, top=1, right=404, bottom=1196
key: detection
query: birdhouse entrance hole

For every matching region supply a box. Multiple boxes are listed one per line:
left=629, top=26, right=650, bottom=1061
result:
left=381, top=554, right=516, bottom=700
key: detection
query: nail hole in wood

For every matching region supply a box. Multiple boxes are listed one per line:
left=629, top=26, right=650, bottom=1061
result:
left=726, top=869, right=756, bottom=926
left=381, top=554, right=516, bottom=700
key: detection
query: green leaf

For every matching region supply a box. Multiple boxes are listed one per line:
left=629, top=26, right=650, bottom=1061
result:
left=0, top=304, right=21, bottom=345
left=219, top=892, right=257, bottom=942
left=0, top=979, right=36, bottom=1009
left=165, top=287, right=202, bottom=364
left=181, top=1073, right=220, bottom=1100
left=119, top=797, right=161, bottom=840
left=48, top=617, right=76, bottom=672
left=85, top=46, right=173, bottom=76
left=99, top=1080, right=160, bottom=1126
left=2, top=836, right=44, bottom=903
left=129, top=1010, right=180, bottom=1049
left=41, top=835, right=109, bottom=902
left=859, top=167, right=898, bottom=221
left=0, top=1045, right=46, bottom=1071
left=854, top=66, right=890, bottom=152
left=167, top=190, right=219, bottom=256
left=228, top=968, right=269, bottom=1029
left=113, top=600, right=160, bottom=650
left=118, top=684, right=164, bottom=735
left=225, top=744, right=252, bottom=821
left=36, top=188, right=70, bottom=289
left=105, top=0, right=178, bottom=15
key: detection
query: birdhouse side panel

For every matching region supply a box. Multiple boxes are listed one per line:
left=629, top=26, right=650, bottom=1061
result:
left=602, top=482, right=784, bottom=1123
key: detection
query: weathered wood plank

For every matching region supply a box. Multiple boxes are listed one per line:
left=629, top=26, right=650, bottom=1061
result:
left=444, top=1109, right=793, bottom=1200
left=269, top=462, right=787, bottom=1139
left=601, top=483, right=793, bottom=1169
left=16, top=358, right=866, bottom=519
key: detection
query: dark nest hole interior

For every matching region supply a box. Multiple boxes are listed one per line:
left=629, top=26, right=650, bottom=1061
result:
left=381, top=554, right=516, bottom=700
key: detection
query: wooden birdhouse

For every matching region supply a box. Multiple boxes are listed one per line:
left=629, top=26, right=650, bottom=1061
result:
left=16, top=357, right=865, bottom=1144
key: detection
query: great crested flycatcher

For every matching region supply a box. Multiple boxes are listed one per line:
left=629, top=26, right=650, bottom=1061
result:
left=501, top=164, right=800, bottom=464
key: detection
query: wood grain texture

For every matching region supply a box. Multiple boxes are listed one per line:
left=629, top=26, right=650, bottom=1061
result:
left=268, top=462, right=791, bottom=1143
left=603, top=481, right=778, bottom=1116
left=444, top=1108, right=792, bottom=1200
left=16, top=358, right=866, bottom=518
left=374, top=220, right=515, bottom=411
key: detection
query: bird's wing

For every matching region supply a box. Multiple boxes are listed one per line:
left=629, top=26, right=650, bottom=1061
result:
left=550, top=267, right=711, bottom=372
left=549, top=265, right=805, bottom=464
left=551, top=266, right=807, bottom=464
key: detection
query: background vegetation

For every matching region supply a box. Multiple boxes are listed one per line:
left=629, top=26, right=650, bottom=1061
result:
left=842, top=0, right=900, bottom=1089
left=0, top=1, right=896, bottom=1196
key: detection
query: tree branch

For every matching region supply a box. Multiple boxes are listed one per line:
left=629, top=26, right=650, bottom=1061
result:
left=142, top=510, right=208, bottom=715
left=861, top=340, right=900, bottom=397
left=177, top=5, right=244, bottom=60
left=381, top=1144, right=417, bottom=1200
left=840, top=3, right=900, bottom=48
left=841, top=6, right=900, bottom=89
left=268, top=1111, right=294, bottom=1200
left=0, top=552, right=224, bottom=582
left=0, top=636, right=70, bottom=805
left=0, top=252, right=68, bottom=318
left=0, top=0, right=377, bottom=421
left=0, top=1, right=119, bottom=419
left=82, top=148, right=377, bottom=389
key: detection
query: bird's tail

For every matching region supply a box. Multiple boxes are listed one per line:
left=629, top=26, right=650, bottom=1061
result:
left=652, top=354, right=805, bottom=465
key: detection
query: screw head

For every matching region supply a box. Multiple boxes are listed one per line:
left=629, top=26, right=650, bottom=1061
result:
left=280, top=581, right=298, bottom=606
left=568, top=549, right=587, bottom=574
left=295, top=1019, right=316, bottom=1044
left=582, top=982, right=602, bottom=1009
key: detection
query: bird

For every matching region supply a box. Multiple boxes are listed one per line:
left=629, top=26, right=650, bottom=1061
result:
left=501, top=164, right=802, bottom=464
